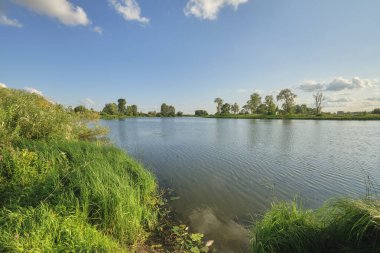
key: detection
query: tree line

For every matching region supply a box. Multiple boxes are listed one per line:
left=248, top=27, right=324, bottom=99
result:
left=213, top=89, right=325, bottom=116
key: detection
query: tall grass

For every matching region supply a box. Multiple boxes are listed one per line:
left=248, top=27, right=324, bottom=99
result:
left=0, top=88, right=160, bottom=251
left=250, top=199, right=380, bottom=253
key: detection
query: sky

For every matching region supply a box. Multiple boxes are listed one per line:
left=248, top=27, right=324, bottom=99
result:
left=1, top=0, right=380, bottom=113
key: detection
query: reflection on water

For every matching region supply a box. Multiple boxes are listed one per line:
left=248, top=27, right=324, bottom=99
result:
left=101, top=118, right=380, bottom=252
left=189, top=208, right=249, bottom=252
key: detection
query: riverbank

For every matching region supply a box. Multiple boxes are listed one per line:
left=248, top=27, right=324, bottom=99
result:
left=207, top=113, right=380, bottom=120
left=251, top=198, right=380, bottom=253
left=0, top=88, right=209, bottom=252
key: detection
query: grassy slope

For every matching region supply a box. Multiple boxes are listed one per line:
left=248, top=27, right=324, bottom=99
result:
left=0, top=88, right=158, bottom=251
left=251, top=199, right=380, bottom=253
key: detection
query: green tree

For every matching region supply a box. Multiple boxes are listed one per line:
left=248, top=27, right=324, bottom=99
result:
left=231, top=103, right=240, bottom=114
left=176, top=111, right=183, bottom=117
left=195, top=110, right=208, bottom=116
left=214, top=98, right=224, bottom=115
left=74, top=105, right=87, bottom=113
left=265, top=95, right=277, bottom=115
left=221, top=103, right=231, bottom=115
left=295, top=104, right=308, bottom=114
left=126, top=105, right=138, bottom=116
left=161, top=103, right=175, bottom=117
left=247, top=93, right=261, bottom=114
left=373, top=108, right=380, bottom=114
left=102, top=103, right=118, bottom=115
left=277, top=89, right=297, bottom=114
left=257, top=104, right=267, bottom=114
left=117, top=98, right=127, bottom=114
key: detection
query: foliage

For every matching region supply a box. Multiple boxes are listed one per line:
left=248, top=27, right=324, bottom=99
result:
left=177, top=111, right=184, bottom=117
left=74, top=105, right=87, bottom=113
left=161, top=103, right=176, bottom=117
left=277, top=89, right=297, bottom=114
left=117, top=98, right=127, bottom=114
left=251, top=198, right=380, bottom=253
left=0, top=88, right=101, bottom=142
left=373, top=108, right=380, bottom=114
left=146, top=190, right=210, bottom=253
left=221, top=103, right=231, bottom=115
left=265, top=95, right=277, bottom=115
left=214, top=98, right=223, bottom=114
left=0, top=88, right=160, bottom=251
left=195, top=110, right=208, bottom=116
left=247, top=93, right=262, bottom=114
left=0, top=204, right=122, bottom=252
left=231, top=103, right=240, bottom=114
left=102, top=103, right=118, bottom=115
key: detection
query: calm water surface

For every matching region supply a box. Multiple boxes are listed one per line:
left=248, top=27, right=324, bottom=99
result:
left=100, top=118, right=380, bottom=252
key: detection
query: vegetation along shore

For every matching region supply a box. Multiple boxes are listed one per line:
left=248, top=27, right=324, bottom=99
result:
left=77, top=88, right=380, bottom=120
left=0, top=87, right=379, bottom=252
left=0, top=88, right=210, bottom=252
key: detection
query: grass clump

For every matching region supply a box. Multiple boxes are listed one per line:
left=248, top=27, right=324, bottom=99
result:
left=251, top=198, right=380, bottom=253
left=0, top=204, right=122, bottom=252
left=0, top=88, right=160, bottom=251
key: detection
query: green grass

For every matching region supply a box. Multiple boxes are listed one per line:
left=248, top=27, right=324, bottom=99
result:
left=0, top=88, right=160, bottom=251
left=251, top=199, right=380, bottom=253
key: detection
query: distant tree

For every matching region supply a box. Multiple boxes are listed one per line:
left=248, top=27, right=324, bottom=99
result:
left=214, top=98, right=224, bottom=115
left=257, top=104, right=267, bottom=114
left=161, top=103, right=175, bottom=117
left=102, top=103, right=118, bottom=115
left=313, top=91, right=324, bottom=115
left=117, top=98, right=127, bottom=114
left=265, top=95, right=277, bottom=115
left=247, top=93, right=261, bottom=114
left=373, top=108, right=380, bottom=114
left=126, top=105, right=138, bottom=116
left=131, top=105, right=138, bottom=116
left=295, top=104, right=308, bottom=114
left=148, top=111, right=157, bottom=117
left=195, top=110, right=208, bottom=116
left=221, top=103, right=231, bottom=115
left=277, top=89, right=297, bottom=114
left=74, top=105, right=87, bottom=113
left=231, top=103, right=240, bottom=114
left=176, top=111, right=183, bottom=117
left=241, top=104, right=250, bottom=114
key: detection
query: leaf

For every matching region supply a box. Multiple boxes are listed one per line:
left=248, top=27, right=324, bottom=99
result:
left=190, top=233, right=204, bottom=243
left=190, top=247, right=200, bottom=253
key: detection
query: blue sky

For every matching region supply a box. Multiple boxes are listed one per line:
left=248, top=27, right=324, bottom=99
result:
left=1, top=0, right=380, bottom=113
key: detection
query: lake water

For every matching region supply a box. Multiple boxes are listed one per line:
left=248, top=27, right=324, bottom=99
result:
left=100, top=118, right=380, bottom=252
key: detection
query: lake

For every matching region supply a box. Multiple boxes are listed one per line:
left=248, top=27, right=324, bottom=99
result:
left=100, top=118, right=380, bottom=252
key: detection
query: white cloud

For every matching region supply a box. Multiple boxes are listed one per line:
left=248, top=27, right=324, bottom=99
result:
left=325, top=77, right=376, bottom=91
left=12, top=0, right=90, bottom=26
left=0, top=82, right=8, bottom=88
left=298, top=80, right=324, bottom=92
left=0, top=14, right=23, bottom=27
left=184, top=0, right=248, bottom=20
left=82, top=98, right=95, bottom=108
left=326, top=97, right=352, bottom=103
left=24, top=87, right=43, bottom=96
left=92, top=26, right=103, bottom=34
left=109, top=0, right=149, bottom=24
